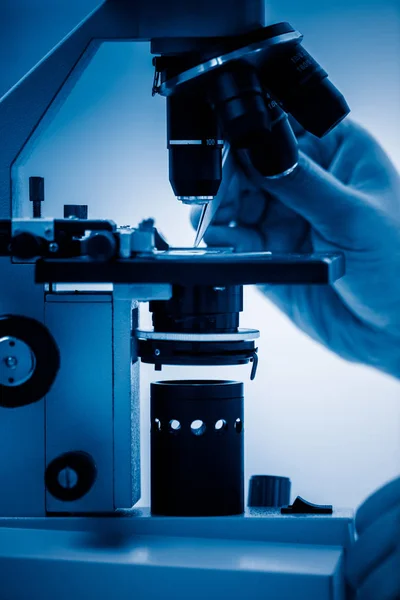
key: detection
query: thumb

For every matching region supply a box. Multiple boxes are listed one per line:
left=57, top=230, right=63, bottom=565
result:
left=204, top=225, right=265, bottom=252
left=240, top=150, right=372, bottom=248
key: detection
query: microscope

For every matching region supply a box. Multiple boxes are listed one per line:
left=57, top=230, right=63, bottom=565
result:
left=0, top=1, right=354, bottom=598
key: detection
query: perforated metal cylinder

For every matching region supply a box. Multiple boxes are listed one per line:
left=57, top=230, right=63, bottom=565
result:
left=151, top=380, right=244, bottom=516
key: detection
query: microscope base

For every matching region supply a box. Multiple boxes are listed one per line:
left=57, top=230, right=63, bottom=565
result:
left=0, top=508, right=353, bottom=600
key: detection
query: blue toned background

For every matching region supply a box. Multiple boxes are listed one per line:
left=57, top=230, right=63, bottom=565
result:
left=1, top=0, right=399, bottom=509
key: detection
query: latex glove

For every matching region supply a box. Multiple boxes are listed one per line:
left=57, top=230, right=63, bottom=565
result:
left=346, top=477, right=400, bottom=599
left=192, top=120, right=400, bottom=378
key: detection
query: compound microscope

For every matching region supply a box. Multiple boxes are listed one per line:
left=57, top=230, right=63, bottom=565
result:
left=0, top=1, right=355, bottom=599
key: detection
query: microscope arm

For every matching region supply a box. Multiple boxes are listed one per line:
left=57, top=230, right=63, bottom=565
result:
left=0, top=0, right=265, bottom=220
left=0, top=1, right=113, bottom=219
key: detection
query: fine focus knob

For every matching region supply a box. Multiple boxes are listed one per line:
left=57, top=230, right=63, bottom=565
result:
left=10, top=232, right=45, bottom=259
left=45, top=451, right=97, bottom=502
left=248, top=475, right=291, bottom=508
left=85, top=231, right=117, bottom=261
left=0, top=315, right=60, bottom=408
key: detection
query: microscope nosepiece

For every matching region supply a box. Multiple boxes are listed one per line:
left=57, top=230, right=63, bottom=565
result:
left=159, top=23, right=349, bottom=200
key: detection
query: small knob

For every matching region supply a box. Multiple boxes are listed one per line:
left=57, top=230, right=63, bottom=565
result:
left=29, top=176, right=45, bottom=218
left=85, top=231, right=116, bottom=261
left=248, top=475, right=291, bottom=508
left=64, top=205, right=88, bottom=219
left=45, top=451, right=97, bottom=502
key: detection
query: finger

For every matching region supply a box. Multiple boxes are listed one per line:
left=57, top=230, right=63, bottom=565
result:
left=326, top=121, right=400, bottom=200
left=289, top=119, right=390, bottom=189
left=355, top=477, right=400, bottom=536
left=214, top=168, right=270, bottom=226
left=328, top=121, right=385, bottom=185
left=346, top=504, right=400, bottom=589
left=345, top=124, right=400, bottom=201
left=236, top=187, right=268, bottom=226
left=242, top=149, right=375, bottom=249
left=204, top=225, right=265, bottom=252
left=190, top=203, right=237, bottom=231
left=263, top=223, right=310, bottom=253
left=205, top=194, right=310, bottom=253
left=192, top=182, right=270, bottom=231
left=212, top=187, right=267, bottom=226
left=296, top=133, right=325, bottom=166
left=262, top=196, right=310, bottom=252
left=356, top=548, right=400, bottom=600
left=289, top=113, right=345, bottom=169
left=213, top=204, right=239, bottom=224
left=297, top=130, right=343, bottom=171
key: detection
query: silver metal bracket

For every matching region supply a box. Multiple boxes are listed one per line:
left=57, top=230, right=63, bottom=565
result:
left=12, top=218, right=55, bottom=242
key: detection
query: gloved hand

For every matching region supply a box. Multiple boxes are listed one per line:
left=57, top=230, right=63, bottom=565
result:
left=192, top=120, right=400, bottom=378
left=346, top=476, right=400, bottom=599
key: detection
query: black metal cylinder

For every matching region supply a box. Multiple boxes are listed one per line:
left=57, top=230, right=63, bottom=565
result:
left=211, top=62, right=271, bottom=148
left=151, top=380, right=244, bottom=516
left=150, top=285, right=243, bottom=333
left=210, top=61, right=298, bottom=177
left=167, top=93, right=223, bottom=200
left=260, top=42, right=350, bottom=138
left=248, top=475, right=291, bottom=508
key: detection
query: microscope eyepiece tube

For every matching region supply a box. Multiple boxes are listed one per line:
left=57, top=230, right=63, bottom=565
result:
left=167, top=93, right=223, bottom=203
left=151, top=380, right=244, bottom=516
left=260, top=42, right=350, bottom=138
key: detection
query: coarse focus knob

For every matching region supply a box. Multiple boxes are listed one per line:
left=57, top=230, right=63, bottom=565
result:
left=85, top=231, right=117, bottom=261
left=248, top=475, right=291, bottom=508
left=0, top=315, right=60, bottom=408
left=45, top=451, right=97, bottom=502
left=10, top=232, right=45, bottom=259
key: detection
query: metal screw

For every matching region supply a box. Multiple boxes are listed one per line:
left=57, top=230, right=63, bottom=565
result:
left=48, top=242, right=59, bottom=253
left=4, top=356, right=18, bottom=369
left=57, top=467, right=78, bottom=490
left=154, top=349, right=161, bottom=356
left=213, top=287, right=226, bottom=292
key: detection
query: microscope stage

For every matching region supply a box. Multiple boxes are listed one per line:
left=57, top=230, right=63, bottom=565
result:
left=35, top=251, right=345, bottom=285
